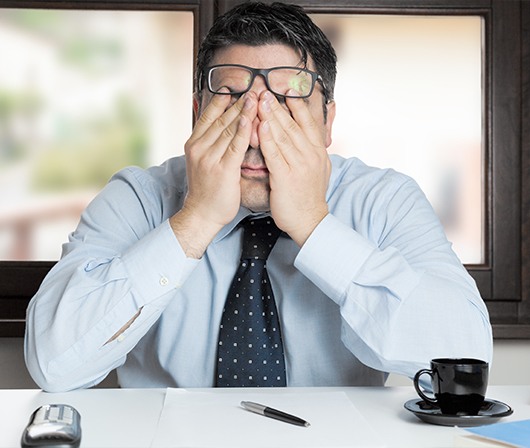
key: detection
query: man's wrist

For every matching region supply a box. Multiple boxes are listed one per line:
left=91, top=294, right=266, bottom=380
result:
left=169, top=208, right=223, bottom=259
left=287, top=208, right=329, bottom=247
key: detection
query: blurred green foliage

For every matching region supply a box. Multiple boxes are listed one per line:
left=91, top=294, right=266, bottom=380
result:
left=32, top=97, right=147, bottom=191
left=61, top=37, right=123, bottom=74
left=2, top=9, right=62, bottom=36
left=0, top=89, right=41, bottom=164
left=0, top=9, right=147, bottom=191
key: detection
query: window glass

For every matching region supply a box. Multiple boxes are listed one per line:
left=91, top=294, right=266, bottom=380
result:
left=0, top=9, right=193, bottom=260
left=312, top=15, right=484, bottom=264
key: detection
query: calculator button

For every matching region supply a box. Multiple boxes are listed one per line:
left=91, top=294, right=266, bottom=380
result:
left=33, top=407, right=48, bottom=424
left=48, top=406, right=60, bottom=421
left=62, top=406, right=74, bottom=424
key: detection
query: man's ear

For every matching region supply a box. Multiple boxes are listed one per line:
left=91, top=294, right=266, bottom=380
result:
left=324, top=100, right=336, bottom=148
left=193, top=92, right=201, bottom=122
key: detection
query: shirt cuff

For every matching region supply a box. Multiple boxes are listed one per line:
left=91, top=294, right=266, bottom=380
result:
left=294, top=214, right=376, bottom=305
left=120, top=219, right=200, bottom=305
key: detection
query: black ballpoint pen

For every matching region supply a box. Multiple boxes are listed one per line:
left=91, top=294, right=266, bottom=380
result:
left=240, top=401, right=311, bottom=427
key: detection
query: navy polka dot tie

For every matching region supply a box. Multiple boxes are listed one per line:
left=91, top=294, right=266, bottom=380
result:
left=215, top=217, right=287, bottom=387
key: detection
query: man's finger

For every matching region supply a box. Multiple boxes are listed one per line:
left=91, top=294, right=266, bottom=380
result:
left=212, top=94, right=258, bottom=162
left=284, top=91, right=323, bottom=145
left=258, top=119, right=288, bottom=173
left=191, top=90, right=233, bottom=139
left=187, top=95, right=249, bottom=160
left=258, top=92, right=302, bottom=165
left=191, top=89, right=250, bottom=147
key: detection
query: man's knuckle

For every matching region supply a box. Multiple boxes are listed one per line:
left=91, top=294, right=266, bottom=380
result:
left=221, top=125, right=236, bottom=140
left=198, top=109, right=217, bottom=126
left=276, top=132, right=291, bottom=147
left=214, top=114, right=232, bottom=132
left=184, top=139, right=198, bottom=156
left=268, top=148, right=282, bottom=161
left=286, top=120, right=299, bottom=133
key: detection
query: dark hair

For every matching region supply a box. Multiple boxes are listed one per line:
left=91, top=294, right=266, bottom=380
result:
left=196, top=2, right=337, bottom=103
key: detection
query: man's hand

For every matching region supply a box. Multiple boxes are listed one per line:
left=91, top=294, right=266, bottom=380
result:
left=170, top=91, right=258, bottom=258
left=258, top=90, right=331, bottom=246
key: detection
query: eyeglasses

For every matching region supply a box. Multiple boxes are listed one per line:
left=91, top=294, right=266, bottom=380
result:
left=200, top=64, right=327, bottom=99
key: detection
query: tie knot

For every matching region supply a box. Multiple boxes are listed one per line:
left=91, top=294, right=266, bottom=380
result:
left=241, top=218, right=281, bottom=260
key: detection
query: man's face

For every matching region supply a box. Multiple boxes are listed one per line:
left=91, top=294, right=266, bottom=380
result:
left=199, top=44, right=335, bottom=212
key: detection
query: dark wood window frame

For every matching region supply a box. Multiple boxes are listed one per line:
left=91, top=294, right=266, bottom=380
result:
left=0, top=0, right=528, bottom=338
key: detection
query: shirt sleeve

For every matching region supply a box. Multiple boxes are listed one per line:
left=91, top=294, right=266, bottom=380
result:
left=24, top=167, right=199, bottom=392
left=294, top=176, right=493, bottom=379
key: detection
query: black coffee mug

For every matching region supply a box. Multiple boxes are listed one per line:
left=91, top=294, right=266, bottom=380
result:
left=413, top=358, right=489, bottom=415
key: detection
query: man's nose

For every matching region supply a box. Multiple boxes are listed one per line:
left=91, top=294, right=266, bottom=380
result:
left=248, top=76, right=268, bottom=149
left=249, top=116, right=261, bottom=149
left=249, top=74, right=269, bottom=95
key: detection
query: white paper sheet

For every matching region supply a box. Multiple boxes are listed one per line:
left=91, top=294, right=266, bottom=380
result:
left=150, top=389, right=385, bottom=448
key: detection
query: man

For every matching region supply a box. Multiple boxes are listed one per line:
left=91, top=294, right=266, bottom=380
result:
left=25, top=2, right=492, bottom=392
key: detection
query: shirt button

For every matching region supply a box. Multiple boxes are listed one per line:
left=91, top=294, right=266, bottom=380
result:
left=159, top=276, right=169, bottom=286
left=117, top=334, right=125, bottom=342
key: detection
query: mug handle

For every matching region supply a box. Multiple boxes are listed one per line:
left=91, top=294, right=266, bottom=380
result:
left=413, top=369, right=438, bottom=405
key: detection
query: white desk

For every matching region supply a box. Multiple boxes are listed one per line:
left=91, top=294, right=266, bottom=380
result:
left=1, top=385, right=529, bottom=447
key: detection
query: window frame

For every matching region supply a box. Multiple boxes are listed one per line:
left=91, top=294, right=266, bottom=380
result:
left=0, top=0, right=528, bottom=338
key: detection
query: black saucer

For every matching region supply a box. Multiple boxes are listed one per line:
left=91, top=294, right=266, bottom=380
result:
left=404, top=398, right=513, bottom=427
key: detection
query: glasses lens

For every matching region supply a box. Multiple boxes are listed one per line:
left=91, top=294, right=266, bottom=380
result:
left=208, top=66, right=252, bottom=94
left=268, top=68, right=314, bottom=97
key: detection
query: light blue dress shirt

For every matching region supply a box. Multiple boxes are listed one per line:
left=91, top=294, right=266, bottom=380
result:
left=25, top=155, right=493, bottom=392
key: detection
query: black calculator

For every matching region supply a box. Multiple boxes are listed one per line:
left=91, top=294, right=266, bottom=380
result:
left=21, top=404, right=81, bottom=448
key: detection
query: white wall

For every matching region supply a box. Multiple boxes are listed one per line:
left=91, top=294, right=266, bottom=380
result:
left=386, top=339, right=530, bottom=386
left=1, top=338, right=528, bottom=389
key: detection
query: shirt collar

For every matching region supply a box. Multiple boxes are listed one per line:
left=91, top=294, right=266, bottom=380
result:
left=213, top=207, right=272, bottom=243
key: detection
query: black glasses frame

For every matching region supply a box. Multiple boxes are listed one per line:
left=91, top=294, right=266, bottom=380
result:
left=200, top=64, right=327, bottom=99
